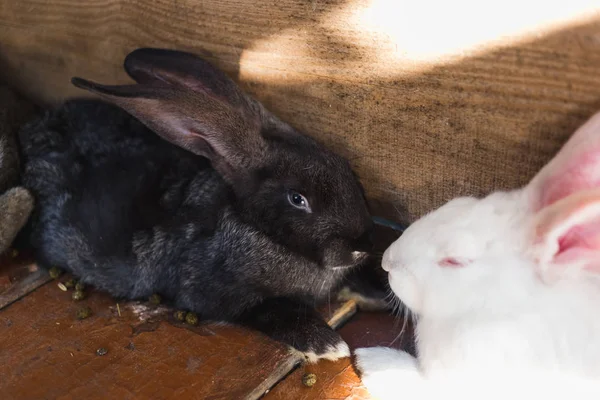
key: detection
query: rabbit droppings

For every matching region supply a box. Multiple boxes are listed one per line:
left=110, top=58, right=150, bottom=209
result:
left=19, top=48, right=377, bottom=362
left=355, top=111, right=600, bottom=398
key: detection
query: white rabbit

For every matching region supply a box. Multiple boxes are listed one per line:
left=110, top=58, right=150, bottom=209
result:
left=355, top=111, right=600, bottom=399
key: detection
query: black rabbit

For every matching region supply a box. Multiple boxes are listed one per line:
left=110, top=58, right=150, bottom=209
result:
left=19, top=48, right=375, bottom=362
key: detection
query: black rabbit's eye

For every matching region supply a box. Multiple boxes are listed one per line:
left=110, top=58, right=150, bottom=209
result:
left=291, top=193, right=304, bottom=206
left=288, top=191, right=311, bottom=212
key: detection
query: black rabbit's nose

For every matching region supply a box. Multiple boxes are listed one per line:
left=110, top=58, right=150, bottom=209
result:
left=353, top=231, right=373, bottom=253
left=351, top=250, right=369, bottom=262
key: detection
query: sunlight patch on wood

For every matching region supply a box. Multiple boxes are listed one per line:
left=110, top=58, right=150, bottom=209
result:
left=239, top=0, right=600, bottom=81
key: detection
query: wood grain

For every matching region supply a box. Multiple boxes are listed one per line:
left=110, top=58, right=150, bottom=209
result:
left=0, top=251, right=50, bottom=310
left=0, top=274, right=360, bottom=400
left=264, top=311, right=414, bottom=400
left=247, top=299, right=359, bottom=399
left=1, top=1, right=600, bottom=222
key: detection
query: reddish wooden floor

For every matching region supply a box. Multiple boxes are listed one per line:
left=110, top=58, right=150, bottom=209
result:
left=0, top=251, right=411, bottom=400
left=263, top=311, right=412, bottom=400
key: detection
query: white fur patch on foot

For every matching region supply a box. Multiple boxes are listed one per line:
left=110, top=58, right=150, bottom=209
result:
left=355, top=347, right=422, bottom=400
left=355, top=347, right=418, bottom=373
left=291, top=340, right=351, bottom=363
left=356, top=349, right=600, bottom=400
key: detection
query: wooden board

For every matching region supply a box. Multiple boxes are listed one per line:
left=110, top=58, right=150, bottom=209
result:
left=0, top=273, right=359, bottom=400
left=264, top=311, right=414, bottom=399
left=1, top=1, right=600, bottom=222
left=0, top=221, right=399, bottom=399
left=0, top=250, right=50, bottom=310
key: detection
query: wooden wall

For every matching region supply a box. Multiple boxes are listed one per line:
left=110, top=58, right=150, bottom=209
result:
left=1, top=0, right=600, bottom=223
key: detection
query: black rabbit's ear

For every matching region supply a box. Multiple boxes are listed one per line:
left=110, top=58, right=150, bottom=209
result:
left=71, top=73, right=265, bottom=183
left=123, top=48, right=249, bottom=109
left=123, top=48, right=308, bottom=143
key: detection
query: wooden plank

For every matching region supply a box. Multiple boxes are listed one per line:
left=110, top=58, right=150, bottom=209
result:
left=0, top=226, right=394, bottom=399
left=248, top=300, right=358, bottom=399
left=263, top=311, right=414, bottom=399
left=1, top=2, right=600, bottom=222
left=265, top=358, right=372, bottom=400
left=0, top=251, right=50, bottom=310
left=0, top=268, right=50, bottom=310
left=0, top=271, right=360, bottom=400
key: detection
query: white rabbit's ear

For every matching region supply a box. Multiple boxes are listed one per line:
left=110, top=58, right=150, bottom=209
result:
left=527, top=111, right=600, bottom=212
left=525, top=111, right=600, bottom=281
left=532, top=188, right=600, bottom=278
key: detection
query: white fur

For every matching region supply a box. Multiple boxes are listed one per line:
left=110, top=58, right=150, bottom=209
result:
left=293, top=341, right=350, bottom=363
left=355, top=111, right=600, bottom=399
left=355, top=347, right=424, bottom=398
left=356, top=194, right=600, bottom=397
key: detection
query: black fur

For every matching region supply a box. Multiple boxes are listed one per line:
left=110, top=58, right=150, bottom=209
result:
left=19, top=48, right=374, bottom=359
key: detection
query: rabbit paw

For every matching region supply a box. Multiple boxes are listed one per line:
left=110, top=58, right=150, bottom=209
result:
left=355, top=346, right=418, bottom=374
left=238, top=297, right=351, bottom=363
left=355, top=347, right=422, bottom=399
left=290, top=329, right=350, bottom=363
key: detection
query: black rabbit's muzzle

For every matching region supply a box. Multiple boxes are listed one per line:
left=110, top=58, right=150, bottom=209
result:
left=321, top=235, right=372, bottom=271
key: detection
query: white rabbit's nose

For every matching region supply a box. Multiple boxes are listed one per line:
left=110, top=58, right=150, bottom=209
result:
left=381, top=249, right=393, bottom=271
left=381, top=260, right=391, bottom=271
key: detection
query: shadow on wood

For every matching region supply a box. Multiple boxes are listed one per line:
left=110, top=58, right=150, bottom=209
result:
left=1, top=1, right=599, bottom=223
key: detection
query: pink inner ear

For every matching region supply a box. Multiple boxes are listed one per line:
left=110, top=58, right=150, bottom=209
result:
left=530, top=112, right=600, bottom=212
left=537, top=151, right=600, bottom=211
left=535, top=190, right=600, bottom=275
left=439, top=258, right=467, bottom=268
left=554, top=220, right=600, bottom=272
left=529, top=112, right=600, bottom=277
left=558, top=223, right=600, bottom=253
